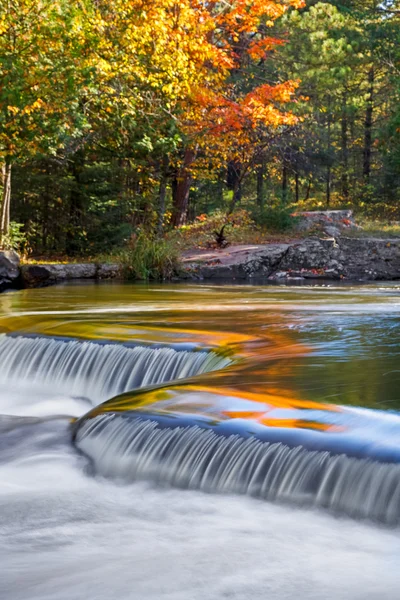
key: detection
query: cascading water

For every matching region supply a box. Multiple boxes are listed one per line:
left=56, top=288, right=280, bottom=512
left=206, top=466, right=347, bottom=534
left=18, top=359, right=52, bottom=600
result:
left=75, top=414, right=400, bottom=525
left=2, top=283, right=400, bottom=599
left=0, top=334, right=231, bottom=401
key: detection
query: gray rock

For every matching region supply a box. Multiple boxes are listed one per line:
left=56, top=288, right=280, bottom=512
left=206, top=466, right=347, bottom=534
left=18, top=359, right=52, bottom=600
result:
left=185, top=237, right=400, bottom=282
left=323, top=226, right=342, bottom=238
left=0, top=251, right=21, bottom=291
left=97, top=263, right=121, bottom=279
left=293, top=210, right=356, bottom=233
left=21, top=263, right=100, bottom=287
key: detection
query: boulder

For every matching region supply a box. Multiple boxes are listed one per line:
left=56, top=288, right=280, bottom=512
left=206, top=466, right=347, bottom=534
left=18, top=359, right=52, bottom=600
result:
left=20, top=262, right=121, bottom=288
left=21, top=263, right=97, bottom=287
left=0, top=251, right=21, bottom=291
left=292, top=210, right=358, bottom=236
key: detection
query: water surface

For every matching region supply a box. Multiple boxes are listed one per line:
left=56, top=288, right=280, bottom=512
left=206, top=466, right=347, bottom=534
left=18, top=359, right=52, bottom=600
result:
left=1, top=281, right=400, bottom=599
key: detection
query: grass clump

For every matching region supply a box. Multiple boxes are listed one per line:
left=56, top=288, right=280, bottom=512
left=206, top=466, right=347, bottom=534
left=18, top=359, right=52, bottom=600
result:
left=118, top=233, right=181, bottom=280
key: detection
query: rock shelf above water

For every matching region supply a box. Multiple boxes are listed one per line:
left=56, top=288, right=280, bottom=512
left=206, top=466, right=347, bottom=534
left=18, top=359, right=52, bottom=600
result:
left=1, top=235, right=400, bottom=293
left=182, top=237, right=400, bottom=282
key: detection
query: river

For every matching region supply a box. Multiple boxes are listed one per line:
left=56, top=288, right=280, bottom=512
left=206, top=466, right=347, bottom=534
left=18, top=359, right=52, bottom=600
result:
left=0, top=281, right=400, bottom=599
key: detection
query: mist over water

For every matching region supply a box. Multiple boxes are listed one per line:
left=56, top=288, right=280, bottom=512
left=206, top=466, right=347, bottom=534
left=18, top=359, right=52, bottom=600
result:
left=1, top=282, right=400, bottom=599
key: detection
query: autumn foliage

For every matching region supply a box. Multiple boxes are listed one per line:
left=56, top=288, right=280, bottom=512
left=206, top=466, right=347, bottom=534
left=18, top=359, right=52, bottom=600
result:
left=0, top=0, right=304, bottom=239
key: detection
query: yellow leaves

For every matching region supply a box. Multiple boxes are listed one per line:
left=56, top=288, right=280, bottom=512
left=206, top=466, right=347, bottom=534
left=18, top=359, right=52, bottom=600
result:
left=7, top=106, right=19, bottom=115
left=22, top=98, right=45, bottom=115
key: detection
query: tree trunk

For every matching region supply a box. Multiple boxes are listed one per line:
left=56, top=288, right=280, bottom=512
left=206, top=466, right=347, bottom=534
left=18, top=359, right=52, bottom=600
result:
left=171, top=148, right=195, bottom=228
left=156, top=157, right=168, bottom=237
left=295, top=171, right=300, bottom=203
left=256, top=161, right=265, bottom=208
left=282, top=163, right=288, bottom=203
left=326, top=107, right=332, bottom=207
left=42, top=161, right=51, bottom=252
left=326, top=166, right=331, bottom=207
left=227, top=161, right=242, bottom=213
left=217, top=174, right=224, bottom=206
left=0, top=157, right=12, bottom=242
left=66, top=150, right=85, bottom=255
left=363, top=67, right=374, bottom=182
left=341, top=93, right=349, bottom=200
left=231, top=179, right=242, bottom=209
left=304, top=180, right=312, bottom=201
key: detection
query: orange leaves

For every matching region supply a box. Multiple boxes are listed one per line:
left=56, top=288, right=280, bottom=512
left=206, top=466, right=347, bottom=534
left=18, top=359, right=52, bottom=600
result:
left=186, top=80, right=299, bottom=165
left=212, top=0, right=305, bottom=37
left=247, top=37, right=285, bottom=60
left=89, top=0, right=302, bottom=164
left=170, top=1, right=304, bottom=170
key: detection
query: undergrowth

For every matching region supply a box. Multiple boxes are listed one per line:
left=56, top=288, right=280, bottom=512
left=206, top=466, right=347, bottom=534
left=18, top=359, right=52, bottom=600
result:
left=117, top=233, right=180, bottom=280
left=167, top=207, right=297, bottom=251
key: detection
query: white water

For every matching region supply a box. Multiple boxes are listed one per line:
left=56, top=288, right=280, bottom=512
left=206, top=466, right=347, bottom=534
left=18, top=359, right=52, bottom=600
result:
left=0, top=335, right=230, bottom=402
left=75, top=414, right=400, bottom=525
left=2, top=281, right=400, bottom=599
left=0, top=383, right=399, bottom=600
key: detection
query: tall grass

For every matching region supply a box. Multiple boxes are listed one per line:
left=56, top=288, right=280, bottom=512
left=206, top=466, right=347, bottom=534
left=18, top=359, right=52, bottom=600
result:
left=118, top=233, right=180, bottom=280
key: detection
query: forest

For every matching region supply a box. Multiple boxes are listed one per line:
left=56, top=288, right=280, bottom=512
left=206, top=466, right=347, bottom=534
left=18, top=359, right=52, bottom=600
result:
left=0, top=0, right=399, bottom=258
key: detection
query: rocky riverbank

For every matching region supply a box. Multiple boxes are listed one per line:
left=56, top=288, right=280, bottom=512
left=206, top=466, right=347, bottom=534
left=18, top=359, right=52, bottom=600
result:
left=181, top=236, right=400, bottom=282
left=0, top=256, right=120, bottom=293
left=2, top=234, right=400, bottom=293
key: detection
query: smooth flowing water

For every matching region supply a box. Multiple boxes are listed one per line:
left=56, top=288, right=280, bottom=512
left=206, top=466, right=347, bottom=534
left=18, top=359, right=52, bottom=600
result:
left=1, top=281, right=400, bottom=599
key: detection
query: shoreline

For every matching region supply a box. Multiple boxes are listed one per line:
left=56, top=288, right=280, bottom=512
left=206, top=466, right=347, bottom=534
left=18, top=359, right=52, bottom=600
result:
left=1, top=235, right=400, bottom=293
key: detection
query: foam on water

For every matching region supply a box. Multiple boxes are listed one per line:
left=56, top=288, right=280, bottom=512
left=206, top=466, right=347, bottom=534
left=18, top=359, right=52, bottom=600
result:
left=0, top=334, right=230, bottom=402
left=2, top=282, right=400, bottom=599
left=75, top=414, right=400, bottom=525
left=0, top=416, right=399, bottom=600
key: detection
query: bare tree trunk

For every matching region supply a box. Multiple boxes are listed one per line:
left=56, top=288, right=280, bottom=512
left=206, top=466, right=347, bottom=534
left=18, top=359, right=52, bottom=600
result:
left=66, top=150, right=85, bottom=255
left=363, top=67, right=374, bottom=182
left=256, top=161, right=265, bottom=207
left=326, top=166, right=331, bottom=207
left=156, top=156, right=168, bottom=237
left=227, top=161, right=242, bottom=213
left=326, top=107, right=332, bottom=207
left=282, top=163, right=288, bottom=203
left=229, top=178, right=242, bottom=212
left=295, top=171, right=300, bottom=203
left=217, top=173, right=224, bottom=206
left=341, top=92, right=349, bottom=200
left=304, top=180, right=312, bottom=201
left=171, top=148, right=195, bottom=228
left=42, top=161, right=51, bottom=252
left=0, top=157, right=12, bottom=243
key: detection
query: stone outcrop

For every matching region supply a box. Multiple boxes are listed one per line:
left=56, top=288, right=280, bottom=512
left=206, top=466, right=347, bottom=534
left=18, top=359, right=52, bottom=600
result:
left=0, top=250, right=21, bottom=292
left=20, top=262, right=120, bottom=288
left=182, top=237, right=400, bottom=282
left=3, top=234, right=400, bottom=294
left=292, top=209, right=359, bottom=238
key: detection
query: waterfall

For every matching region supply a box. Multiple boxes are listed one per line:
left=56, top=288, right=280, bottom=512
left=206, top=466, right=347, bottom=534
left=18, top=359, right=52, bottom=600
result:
left=0, top=335, right=231, bottom=401
left=75, top=414, right=400, bottom=525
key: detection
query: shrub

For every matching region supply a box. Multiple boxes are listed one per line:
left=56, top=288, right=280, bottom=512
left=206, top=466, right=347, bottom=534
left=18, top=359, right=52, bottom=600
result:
left=118, top=233, right=180, bottom=280
left=167, top=209, right=259, bottom=249
left=0, top=222, right=28, bottom=253
left=251, top=205, right=296, bottom=232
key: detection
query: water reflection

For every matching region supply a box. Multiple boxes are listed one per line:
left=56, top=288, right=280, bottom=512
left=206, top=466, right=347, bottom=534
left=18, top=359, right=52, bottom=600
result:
left=2, top=281, right=400, bottom=414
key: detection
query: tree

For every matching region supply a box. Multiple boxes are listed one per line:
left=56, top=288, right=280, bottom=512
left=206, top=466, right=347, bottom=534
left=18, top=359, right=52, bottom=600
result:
left=0, top=0, right=93, bottom=243
left=87, top=0, right=304, bottom=227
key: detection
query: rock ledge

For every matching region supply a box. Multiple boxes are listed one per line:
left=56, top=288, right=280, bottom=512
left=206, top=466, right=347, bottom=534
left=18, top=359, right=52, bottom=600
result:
left=181, top=237, right=400, bottom=282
